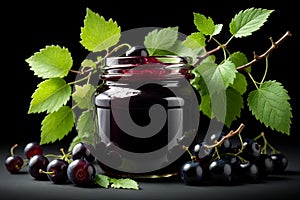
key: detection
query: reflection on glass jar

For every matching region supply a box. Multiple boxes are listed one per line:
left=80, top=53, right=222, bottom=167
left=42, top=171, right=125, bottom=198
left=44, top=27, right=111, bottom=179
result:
left=94, top=55, right=200, bottom=178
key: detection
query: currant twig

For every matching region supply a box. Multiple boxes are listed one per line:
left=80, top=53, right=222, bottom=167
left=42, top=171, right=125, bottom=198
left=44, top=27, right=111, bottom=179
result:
left=204, top=123, right=245, bottom=149
left=236, top=31, right=292, bottom=71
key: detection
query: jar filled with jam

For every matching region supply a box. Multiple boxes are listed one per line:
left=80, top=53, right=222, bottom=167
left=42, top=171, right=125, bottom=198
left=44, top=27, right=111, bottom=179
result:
left=94, top=46, right=200, bottom=178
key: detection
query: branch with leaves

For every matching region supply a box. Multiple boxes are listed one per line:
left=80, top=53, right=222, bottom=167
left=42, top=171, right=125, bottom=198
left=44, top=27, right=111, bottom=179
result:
left=25, top=7, right=292, bottom=151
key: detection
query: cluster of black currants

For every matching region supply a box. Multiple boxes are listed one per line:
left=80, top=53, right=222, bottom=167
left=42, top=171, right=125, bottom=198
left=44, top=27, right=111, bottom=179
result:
left=4, top=142, right=97, bottom=187
left=180, top=124, right=289, bottom=185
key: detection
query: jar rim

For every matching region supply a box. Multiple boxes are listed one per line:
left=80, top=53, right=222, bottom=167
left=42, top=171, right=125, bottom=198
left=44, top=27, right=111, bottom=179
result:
left=105, top=55, right=191, bottom=69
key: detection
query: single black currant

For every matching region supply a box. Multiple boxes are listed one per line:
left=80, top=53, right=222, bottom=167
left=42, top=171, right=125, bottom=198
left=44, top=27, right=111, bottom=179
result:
left=180, top=160, right=204, bottom=185
left=40, top=159, right=69, bottom=184
left=67, top=159, right=96, bottom=186
left=255, top=153, right=274, bottom=177
left=222, top=154, right=242, bottom=183
left=125, top=46, right=149, bottom=57
left=238, top=161, right=259, bottom=181
left=5, top=144, right=24, bottom=174
left=193, top=142, right=213, bottom=169
left=24, top=142, right=43, bottom=159
left=28, top=154, right=49, bottom=180
left=72, top=142, right=95, bottom=163
left=271, top=153, right=288, bottom=174
left=5, top=155, right=24, bottom=174
left=208, top=158, right=232, bottom=184
left=240, top=138, right=261, bottom=161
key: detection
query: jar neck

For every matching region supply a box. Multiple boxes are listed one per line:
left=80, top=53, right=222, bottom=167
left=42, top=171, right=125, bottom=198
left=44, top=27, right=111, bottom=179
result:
left=101, top=56, right=194, bottom=83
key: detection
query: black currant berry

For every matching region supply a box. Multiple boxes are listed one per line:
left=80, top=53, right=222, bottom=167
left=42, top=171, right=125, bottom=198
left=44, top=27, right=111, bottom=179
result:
left=180, top=160, right=204, bottom=185
left=255, top=153, right=274, bottom=177
left=271, top=153, right=288, bottom=174
left=208, top=158, right=232, bottom=184
left=238, top=161, right=259, bottom=181
left=4, top=144, right=24, bottom=174
left=67, top=159, right=96, bottom=186
left=241, top=138, right=261, bottom=161
left=42, top=159, right=69, bottom=184
left=24, top=142, right=43, bottom=159
left=125, top=46, right=149, bottom=57
left=72, top=142, right=95, bottom=163
left=5, top=155, right=24, bottom=174
left=193, top=142, right=213, bottom=169
left=28, top=154, right=49, bottom=180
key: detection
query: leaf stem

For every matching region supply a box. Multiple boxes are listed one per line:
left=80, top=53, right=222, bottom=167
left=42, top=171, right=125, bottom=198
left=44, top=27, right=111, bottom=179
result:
left=260, top=56, right=269, bottom=84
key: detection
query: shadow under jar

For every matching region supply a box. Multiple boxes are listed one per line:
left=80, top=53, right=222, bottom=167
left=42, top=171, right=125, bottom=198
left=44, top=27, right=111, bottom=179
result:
left=94, top=55, right=200, bottom=178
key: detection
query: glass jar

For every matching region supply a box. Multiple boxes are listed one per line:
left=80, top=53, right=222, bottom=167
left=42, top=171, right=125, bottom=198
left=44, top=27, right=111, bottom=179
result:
left=94, top=55, right=200, bottom=178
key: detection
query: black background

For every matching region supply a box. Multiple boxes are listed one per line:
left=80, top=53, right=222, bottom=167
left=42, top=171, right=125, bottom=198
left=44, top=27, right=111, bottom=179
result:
left=2, top=0, right=298, bottom=149
left=1, top=1, right=300, bottom=200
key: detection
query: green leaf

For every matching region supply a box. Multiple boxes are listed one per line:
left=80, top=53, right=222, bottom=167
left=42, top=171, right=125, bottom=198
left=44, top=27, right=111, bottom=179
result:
left=76, top=110, right=96, bottom=140
left=110, top=178, right=139, bottom=190
left=40, top=106, right=75, bottom=144
left=193, top=13, right=215, bottom=35
left=212, top=24, right=223, bottom=36
left=228, top=51, right=251, bottom=73
left=80, top=8, right=121, bottom=52
left=81, top=59, right=97, bottom=69
left=94, top=174, right=110, bottom=188
left=224, top=87, right=244, bottom=127
left=230, top=8, right=274, bottom=38
left=26, top=45, right=73, bottom=79
left=72, top=84, right=96, bottom=109
left=247, top=80, right=292, bottom=135
left=144, top=27, right=178, bottom=55
left=195, top=60, right=237, bottom=94
left=183, top=32, right=206, bottom=49
left=29, top=78, right=72, bottom=114
left=199, top=93, right=212, bottom=118
left=230, top=73, right=247, bottom=95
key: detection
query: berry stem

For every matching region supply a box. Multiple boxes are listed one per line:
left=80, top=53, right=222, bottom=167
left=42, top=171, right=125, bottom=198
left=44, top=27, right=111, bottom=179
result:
left=183, top=145, right=197, bottom=161
left=39, top=169, right=54, bottom=175
left=10, top=144, right=18, bottom=156
left=60, top=148, right=72, bottom=163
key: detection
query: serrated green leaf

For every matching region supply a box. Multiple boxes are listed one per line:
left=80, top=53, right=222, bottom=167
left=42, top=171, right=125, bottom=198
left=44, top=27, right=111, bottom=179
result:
left=110, top=178, right=139, bottom=190
left=40, top=106, right=75, bottom=144
left=144, top=27, right=178, bottom=55
left=212, top=24, right=223, bottom=36
left=230, top=73, right=247, bottom=95
left=230, top=8, right=274, bottom=38
left=80, top=8, right=121, bottom=52
left=228, top=51, right=251, bottom=73
left=224, top=87, right=244, bottom=127
left=26, top=45, right=73, bottom=79
left=199, top=93, right=212, bottom=118
left=72, top=84, right=96, bottom=109
left=81, top=59, right=97, bottom=69
left=193, top=13, right=215, bottom=36
left=195, top=60, right=237, bottom=94
left=183, top=32, right=206, bottom=49
left=29, top=78, right=72, bottom=114
left=94, top=174, right=110, bottom=188
left=76, top=110, right=96, bottom=138
left=247, top=80, right=292, bottom=135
